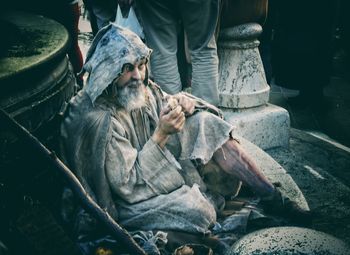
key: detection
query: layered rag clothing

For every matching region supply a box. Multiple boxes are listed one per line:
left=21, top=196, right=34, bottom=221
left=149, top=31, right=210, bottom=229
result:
left=60, top=24, right=242, bottom=236
left=60, top=23, right=311, bottom=254
left=61, top=80, right=237, bottom=234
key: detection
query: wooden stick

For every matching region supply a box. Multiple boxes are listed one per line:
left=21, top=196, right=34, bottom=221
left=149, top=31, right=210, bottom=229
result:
left=0, top=108, right=147, bottom=255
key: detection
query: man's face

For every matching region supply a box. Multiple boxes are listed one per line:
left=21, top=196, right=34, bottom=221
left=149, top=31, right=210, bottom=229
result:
left=113, top=60, right=147, bottom=111
left=117, top=59, right=147, bottom=88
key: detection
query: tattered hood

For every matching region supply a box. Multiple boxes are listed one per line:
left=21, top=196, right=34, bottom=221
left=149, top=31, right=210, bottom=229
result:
left=81, top=23, right=152, bottom=103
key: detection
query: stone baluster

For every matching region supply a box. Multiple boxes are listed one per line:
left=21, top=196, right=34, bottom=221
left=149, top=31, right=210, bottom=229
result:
left=218, top=23, right=290, bottom=149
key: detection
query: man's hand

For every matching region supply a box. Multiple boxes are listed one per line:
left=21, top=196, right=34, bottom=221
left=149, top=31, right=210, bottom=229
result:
left=152, top=105, right=186, bottom=148
left=168, top=94, right=195, bottom=116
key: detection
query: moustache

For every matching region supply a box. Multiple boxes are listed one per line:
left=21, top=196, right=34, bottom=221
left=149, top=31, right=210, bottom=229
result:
left=125, top=80, right=143, bottom=89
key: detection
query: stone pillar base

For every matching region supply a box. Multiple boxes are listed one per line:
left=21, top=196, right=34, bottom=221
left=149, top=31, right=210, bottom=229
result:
left=222, top=103, right=290, bottom=150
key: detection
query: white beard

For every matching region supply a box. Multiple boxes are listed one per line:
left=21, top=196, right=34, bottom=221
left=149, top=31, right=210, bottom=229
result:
left=116, top=81, right=146, bottom=112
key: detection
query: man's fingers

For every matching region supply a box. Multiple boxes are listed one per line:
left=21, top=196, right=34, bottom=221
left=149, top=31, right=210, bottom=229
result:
left=175, top=116, right=186, bottom=131
left=173, top=112, right=186, bottom=128
left=174, top=111, right=185, bottom=122
left=178, top=96, right=187, bottom=109
left=177, top=95, right=195, bottom=115
left=174, top=105, right=182, bottom=113
left=159, top=104, right=186, bottom=134
left=183, top=102, right=195, bottom=115
left=167, top=105, right=182, bottom=118
left=160, top=105, right=172, bottom=116
left=161, top=103, right=182, bottom=118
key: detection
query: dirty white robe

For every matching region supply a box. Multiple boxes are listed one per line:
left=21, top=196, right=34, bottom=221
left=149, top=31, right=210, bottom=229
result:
left=61, top=81, right=235, bottom=234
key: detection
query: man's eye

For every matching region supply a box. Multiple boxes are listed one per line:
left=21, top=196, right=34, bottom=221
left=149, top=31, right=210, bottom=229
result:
left=138, top=63, right=145, bottom=70
left=124, top=64, right=134, bottom=72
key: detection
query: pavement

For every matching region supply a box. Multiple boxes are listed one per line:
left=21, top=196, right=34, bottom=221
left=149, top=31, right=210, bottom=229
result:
left=267, top=72, right=350, bottom=245
left=267, top=129, right=350, bottom=244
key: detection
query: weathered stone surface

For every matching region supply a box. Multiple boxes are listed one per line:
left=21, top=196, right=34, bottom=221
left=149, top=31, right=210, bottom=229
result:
left=220, top=23, right=262, bottom=41
left=218, top=23, right=290, bottom=150
left=218, top=23, right=269, bottom=109
left=0, top=11, right=69, bottom=81
left=228, top=227, right=350, bottom=255
left=223, top=104, right=290, bottom=149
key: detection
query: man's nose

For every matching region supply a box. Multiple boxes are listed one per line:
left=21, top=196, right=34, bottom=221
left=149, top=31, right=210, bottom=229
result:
left=131, top=68, right=141, bottom=80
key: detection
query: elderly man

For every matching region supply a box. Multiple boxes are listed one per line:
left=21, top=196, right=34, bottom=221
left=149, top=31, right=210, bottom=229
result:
left=61, top=24, right=309, bottom=246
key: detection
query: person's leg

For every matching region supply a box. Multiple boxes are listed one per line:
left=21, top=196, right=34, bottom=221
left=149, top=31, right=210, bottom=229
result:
left=212, top=138, right=275, bottom=197
left=90, top=0, right=117, bottom=30
left=82, top=0, right=99, bottom=35
left=212, top=138, right=311, bottom=222
left=51, top=3, right=84, bottom=86
left=66, top=2, right=84, bottom=74
left=136, top=0, right=182, bottom=94
left=180, top=0, right=220, bottom=105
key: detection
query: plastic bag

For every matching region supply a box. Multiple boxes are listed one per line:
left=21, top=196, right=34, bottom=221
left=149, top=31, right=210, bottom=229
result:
left=114, top=5, right=144, bottom=39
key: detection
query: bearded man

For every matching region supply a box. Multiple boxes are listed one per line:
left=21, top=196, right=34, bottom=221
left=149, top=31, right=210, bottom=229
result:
left=61, top=24, right=310, bottom=248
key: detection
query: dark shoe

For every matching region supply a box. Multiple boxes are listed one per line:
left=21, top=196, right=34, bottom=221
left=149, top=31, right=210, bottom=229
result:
left=260, top=189, right=313, bottom=226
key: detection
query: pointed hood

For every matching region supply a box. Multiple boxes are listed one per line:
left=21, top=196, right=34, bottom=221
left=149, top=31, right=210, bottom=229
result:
left=81, top=23, right=152, bottom=103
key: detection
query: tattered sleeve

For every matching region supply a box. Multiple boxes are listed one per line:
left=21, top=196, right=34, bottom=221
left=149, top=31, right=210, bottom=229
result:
left=105, top=118, right=185, bottom=204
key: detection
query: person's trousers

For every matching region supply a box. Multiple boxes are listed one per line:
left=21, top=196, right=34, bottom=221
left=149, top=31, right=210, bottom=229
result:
left=137, top=0, right=220, bottom=105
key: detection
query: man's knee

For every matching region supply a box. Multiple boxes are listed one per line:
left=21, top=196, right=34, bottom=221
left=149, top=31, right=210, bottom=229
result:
left=200, top=160, right=242, bottom=197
